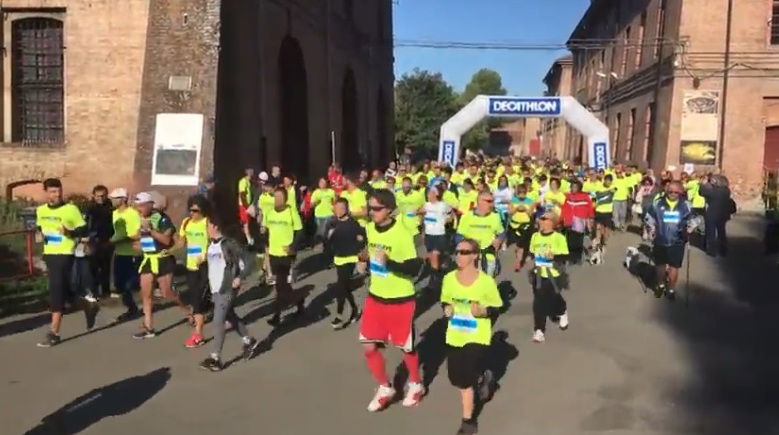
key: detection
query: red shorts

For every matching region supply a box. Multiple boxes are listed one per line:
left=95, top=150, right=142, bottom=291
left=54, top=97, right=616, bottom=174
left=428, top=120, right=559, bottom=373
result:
left=359, top=296, right=416, bottom=352
left=238, top=205, right=250, bottom=224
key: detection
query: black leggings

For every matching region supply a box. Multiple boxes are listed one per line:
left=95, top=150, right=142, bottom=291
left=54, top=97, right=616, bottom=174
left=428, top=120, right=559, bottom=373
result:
left=533, top=276, right=567, bottom=332
left=335, top=263, right=357, bottom=316
left=269, top=255, right=303, bottom=317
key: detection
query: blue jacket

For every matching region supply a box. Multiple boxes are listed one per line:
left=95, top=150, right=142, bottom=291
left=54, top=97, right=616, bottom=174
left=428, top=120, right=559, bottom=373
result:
left=645, top=195, right=694, bottom=246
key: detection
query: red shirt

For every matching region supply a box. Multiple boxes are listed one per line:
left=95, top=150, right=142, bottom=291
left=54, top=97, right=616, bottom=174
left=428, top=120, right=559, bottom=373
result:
left=561, top=192, right=594, bottom=228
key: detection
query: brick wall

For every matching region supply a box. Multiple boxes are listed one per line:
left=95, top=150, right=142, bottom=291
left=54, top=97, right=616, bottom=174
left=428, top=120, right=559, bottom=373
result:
left=0, top=0, right=150, bottom=201
left=134, top=0, right=220, bottom=221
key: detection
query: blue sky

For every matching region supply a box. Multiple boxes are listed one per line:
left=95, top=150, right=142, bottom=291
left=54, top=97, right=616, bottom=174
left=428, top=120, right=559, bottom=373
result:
left=393, top=0, right=591, bottom=96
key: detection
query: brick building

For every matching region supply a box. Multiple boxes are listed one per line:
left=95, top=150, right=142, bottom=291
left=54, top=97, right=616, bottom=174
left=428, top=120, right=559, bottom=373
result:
left=0, top=0, right=394, bottom=217
left=567, top=0, right=779, bottom=199
left=541, top=54, right=575, bottom=160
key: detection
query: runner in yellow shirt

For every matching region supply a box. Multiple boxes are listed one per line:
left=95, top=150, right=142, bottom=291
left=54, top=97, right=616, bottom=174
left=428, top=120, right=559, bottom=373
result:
left=529, top=211, right=570, bottom=343
left=175, top=195, right=211, bottom=348
left=441, top=237, right=503, bottom=435
left=262, top=186, right=305, bottom=326
left=35, top=178, right=91, bottom=347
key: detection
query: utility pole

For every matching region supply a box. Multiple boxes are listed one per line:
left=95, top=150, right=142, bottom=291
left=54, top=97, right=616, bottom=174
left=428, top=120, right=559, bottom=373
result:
left=718, top=0, right=734, bottom=169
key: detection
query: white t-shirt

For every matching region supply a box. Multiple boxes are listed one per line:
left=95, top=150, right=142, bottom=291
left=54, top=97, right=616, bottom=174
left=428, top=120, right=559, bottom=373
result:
left=423, top=201, right=451, bottom=236
left=493, top=187, right=512, bottom=212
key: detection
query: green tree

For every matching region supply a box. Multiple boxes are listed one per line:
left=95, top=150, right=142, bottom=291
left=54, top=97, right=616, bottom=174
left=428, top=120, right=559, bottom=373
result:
left=459, top=69, right=507, bottom=150
left=394, top=68, right=458, bottom=154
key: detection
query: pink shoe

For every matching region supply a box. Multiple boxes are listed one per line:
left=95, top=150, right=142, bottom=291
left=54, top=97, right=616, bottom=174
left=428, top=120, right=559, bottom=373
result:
left=184, top=333, right=205, bottom=348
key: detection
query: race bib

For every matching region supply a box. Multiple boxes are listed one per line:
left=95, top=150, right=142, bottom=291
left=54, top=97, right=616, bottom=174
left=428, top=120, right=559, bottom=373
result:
left=450, top=314, right=477, bottom=333
left=44, top=233, right=63, bottom=246
left=187, top=246, right=203, bottom=257
left=369, top=260, right=388, bottom=278
left=662, top=210, right=680, bottom=224
left=140, top=236, right=156, bottom=253
left=535, top=256, right=553, bottom=267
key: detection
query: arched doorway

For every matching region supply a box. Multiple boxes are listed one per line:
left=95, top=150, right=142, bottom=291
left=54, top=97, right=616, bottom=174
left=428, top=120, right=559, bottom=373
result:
left=341, top=69, right=359, bottom=173
left=278, top=36, right=309, bottom=180
left=377, top=88, right=388, bottom=167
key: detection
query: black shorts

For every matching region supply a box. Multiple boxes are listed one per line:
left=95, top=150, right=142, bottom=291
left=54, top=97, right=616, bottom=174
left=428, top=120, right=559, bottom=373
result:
left=507, top=224, right=533, bottom=249
left=139, top=255, right=176, bottom=276
left=653, top=244, right=685, bottom=268
left=186, top=265, right=211, bottom=314
left=269, top=255, right=295, bottom=277
left=595, top=212, right=613, bottom=229
left=447, top=343, right=488, bottom=389
left=44, top=255, right=74, bottom=312
left=424, top=234, right=448, bottom=253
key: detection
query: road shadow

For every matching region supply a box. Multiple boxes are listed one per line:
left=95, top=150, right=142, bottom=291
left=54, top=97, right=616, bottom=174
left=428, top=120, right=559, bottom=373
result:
left=0, top=312, right=49, bottom=339
left=252, top=284, right=328, bottom=356
left=24, top=367, right=171, bottom=435
left=650, top=218, right=779, bottom=434
left=295, top=251, right=331, bottom=282
left=475, top=330, right=519, bottom=419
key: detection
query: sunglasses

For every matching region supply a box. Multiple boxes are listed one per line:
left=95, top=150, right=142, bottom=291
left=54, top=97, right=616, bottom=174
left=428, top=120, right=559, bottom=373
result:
left=481, top=198, right=494, bottom=203
left=539, top=216, right=551, bottom=221
left=368, top=205, right=386, bottom=212
left=668, top=191, right=683, bottom=195
left=189, top=208, right=201, bottom=213
left=455, top=249, right=478, bottom=256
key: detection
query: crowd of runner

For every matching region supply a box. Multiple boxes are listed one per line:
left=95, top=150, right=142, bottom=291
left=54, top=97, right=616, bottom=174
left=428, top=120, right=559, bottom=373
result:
left=31, top=153, right=736, bottom=435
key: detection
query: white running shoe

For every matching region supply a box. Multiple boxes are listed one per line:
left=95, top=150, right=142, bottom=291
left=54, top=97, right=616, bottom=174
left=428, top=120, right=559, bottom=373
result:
left=402, top=382, right=426, bottom=407
left=532, top=329, right=545, bottom=343
left=559, top=312, right=569, bottom=330
left=84, top=294, right=98, bottom=304
left=367, top=384, right=396, bottom=412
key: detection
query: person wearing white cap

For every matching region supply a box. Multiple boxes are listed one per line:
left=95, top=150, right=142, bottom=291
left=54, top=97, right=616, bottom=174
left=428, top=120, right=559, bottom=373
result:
left=108, top=187, right=141, bottom=321
left=133, top=192, right=191, bottom=339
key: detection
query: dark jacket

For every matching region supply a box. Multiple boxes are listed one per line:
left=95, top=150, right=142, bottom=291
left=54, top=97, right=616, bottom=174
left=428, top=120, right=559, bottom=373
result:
left=645, top=196, right=694, bottom=246
left=700, top=183, right=734, bottom=221
left=325, top=216, right=366, bottom=258
left=86, top=201, right=114, bottom=242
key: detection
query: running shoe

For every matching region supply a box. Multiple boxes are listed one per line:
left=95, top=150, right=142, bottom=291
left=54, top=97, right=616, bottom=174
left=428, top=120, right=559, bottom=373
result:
left=83, top=294, right=99, bottom=304
left=478, top=370, right=494, bottom=402
left=242, top=338, right=261, bottom=360
left=653, top=284, right=666, bottom=299
left=330, top=317, right=344, bottom=330
left=457, top=419, right=478, bottom=435
left=532, top=329, right=545, bottom=343
left=110, top=292, right=121, bottom=299
left=132, top=328, right=157, bottom=340
left=200, top=357, right=223, bottom=372
left=184, top=333, right=205, bottom=348
left=558, top=312, right=569, bottom=330
left=36, top=332, right=61, bottom=348
left=402, top=382, right=426, bottom=407
left=267, top=275, right=276, bottom=286
left=367, top=384, right=396, bottom=412
left=666, top=288, right=676, bottom=301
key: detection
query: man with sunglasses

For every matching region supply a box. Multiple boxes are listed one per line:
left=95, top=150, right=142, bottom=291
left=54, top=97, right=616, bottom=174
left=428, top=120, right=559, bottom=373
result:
left=456, top=191, right=505, bottom=277
left=359, top=189, right=425, bottom=412
left=645, top=181, right=696, bottom=300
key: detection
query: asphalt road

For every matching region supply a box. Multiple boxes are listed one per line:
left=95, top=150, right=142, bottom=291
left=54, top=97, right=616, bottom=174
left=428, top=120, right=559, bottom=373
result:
left=2, top=214, right=778, bottom=435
